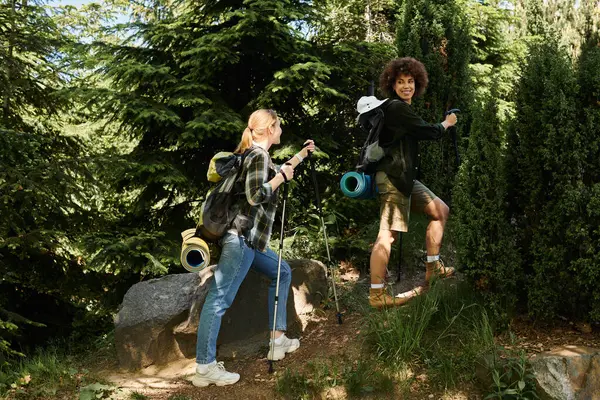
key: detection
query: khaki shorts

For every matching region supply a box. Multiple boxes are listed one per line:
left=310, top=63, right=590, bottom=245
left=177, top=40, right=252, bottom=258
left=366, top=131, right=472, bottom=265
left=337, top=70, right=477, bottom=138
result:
left=375, top=171, right=437, bottom=232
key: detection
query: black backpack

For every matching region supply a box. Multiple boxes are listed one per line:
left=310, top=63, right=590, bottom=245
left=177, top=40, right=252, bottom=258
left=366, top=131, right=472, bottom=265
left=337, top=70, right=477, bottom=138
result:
left=196, top=149, right=254, bottom=242
left=355, top=98, right=398, bottom=174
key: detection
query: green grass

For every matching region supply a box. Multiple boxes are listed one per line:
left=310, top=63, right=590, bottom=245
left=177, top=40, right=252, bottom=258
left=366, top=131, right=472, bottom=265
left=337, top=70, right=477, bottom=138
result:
left=167, top=395, right=192, bottom=400
left=275, top=359, right=339, bottom=399
left=278, top=278, right=539, bottom=398
left=276, top=356, right=407, bottom=399
left=0, top=334, right=116, bottom=400
left=342, top=359, right=395, bottom=397
left=129, top=391, right=149, bottom=399
left=276, top=369, right=315, bottom=400
left=365, top=279, right=496, bottom=389
left=337, top=278, right=370, bottom=315
left=483, top=333, right=540, bottom=400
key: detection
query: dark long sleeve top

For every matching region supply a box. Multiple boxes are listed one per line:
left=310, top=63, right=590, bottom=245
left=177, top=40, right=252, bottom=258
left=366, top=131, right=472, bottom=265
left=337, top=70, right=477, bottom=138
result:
left=376, top=96, right=445, bottom=197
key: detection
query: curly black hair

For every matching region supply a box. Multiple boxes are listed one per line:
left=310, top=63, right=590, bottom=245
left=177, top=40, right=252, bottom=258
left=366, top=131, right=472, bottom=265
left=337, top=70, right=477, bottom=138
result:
left=379, top=57, right=429, bottom=98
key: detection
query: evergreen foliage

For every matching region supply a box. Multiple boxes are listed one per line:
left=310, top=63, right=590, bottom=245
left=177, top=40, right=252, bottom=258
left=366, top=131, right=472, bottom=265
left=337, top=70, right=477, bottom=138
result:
left=573, top=34, right=600, bottom=320
left=456, top=2, right=600, bottom=322
left=467, top=0, right=525, bottom=122
left=453, top=94, right=520, bottom=320
left=311, top=0, right=396, bottom=44
left=75, top=0, right=394, bottom=281
left=0, top=0, right=109, bottom=361
left=395, top=0, right=474, bottom=200
left=506, top=35, right=585, bottom=320
left=1, top=0, right=600, bottom=384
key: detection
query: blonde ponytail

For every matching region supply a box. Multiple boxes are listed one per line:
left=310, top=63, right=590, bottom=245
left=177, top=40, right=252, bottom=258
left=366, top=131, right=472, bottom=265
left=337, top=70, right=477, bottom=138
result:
left=235, top=127, right=254, bottom=154
left=234, top=109, right=279, bottom=154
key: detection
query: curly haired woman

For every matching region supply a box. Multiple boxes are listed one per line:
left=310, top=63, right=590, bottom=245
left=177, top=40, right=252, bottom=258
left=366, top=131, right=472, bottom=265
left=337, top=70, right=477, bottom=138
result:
left=369, top=57, right=457, bottom=309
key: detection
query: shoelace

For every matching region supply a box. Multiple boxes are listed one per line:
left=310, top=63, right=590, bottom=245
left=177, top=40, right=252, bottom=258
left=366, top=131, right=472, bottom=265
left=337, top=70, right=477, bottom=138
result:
left=216, top=361, right=226, bottom=371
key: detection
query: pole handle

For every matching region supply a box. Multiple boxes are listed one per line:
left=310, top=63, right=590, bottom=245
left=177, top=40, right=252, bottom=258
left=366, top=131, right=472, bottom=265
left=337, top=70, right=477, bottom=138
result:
left=281, top=161, right=292, bottom=197
left=444, top=109, right=461, bottom=166
left=307, top=152, right=323, bottom=209
left=444, top=108, right=461, bottom=116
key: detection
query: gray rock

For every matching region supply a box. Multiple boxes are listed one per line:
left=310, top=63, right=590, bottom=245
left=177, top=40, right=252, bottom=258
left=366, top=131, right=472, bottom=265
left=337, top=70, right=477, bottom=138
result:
left=530, top=345, right=600, bottom=400
left=115, top=259, right=327, bottom=370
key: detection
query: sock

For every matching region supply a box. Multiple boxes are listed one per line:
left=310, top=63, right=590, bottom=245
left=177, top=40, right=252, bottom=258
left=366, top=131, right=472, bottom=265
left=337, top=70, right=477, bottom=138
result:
left=371, top=283, right=384, bottom=289
left=427, top=255, right=440, bottom=263
left=197, top=360, right=216, bottom=373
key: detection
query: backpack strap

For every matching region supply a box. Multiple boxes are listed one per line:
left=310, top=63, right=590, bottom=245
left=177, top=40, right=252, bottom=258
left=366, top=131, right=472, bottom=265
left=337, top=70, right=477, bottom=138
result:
left=235, top=146, right=262, bottom=185
left=377, top=99, right=401, bottom=148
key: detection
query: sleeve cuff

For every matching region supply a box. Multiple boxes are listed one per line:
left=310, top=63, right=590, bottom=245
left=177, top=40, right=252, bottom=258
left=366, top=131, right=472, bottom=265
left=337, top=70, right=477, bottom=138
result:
left=248, top=182, right=273, bottom=206
left=262, top=182, right=273, bottom=199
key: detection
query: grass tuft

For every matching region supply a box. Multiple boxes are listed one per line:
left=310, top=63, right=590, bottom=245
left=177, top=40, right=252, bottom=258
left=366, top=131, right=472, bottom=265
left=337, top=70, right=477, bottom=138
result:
left=129, top=391, right=149, bottom=399
left=365, top=280, right=496, bottom=389
left=167, top=395, right=193, bottom=400
left=0, top=344, right=112, bottom=399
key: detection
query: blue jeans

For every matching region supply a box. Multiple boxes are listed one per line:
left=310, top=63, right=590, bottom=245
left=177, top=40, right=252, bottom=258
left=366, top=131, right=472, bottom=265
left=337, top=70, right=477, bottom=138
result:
left=195, top=232, right=292, bottom=364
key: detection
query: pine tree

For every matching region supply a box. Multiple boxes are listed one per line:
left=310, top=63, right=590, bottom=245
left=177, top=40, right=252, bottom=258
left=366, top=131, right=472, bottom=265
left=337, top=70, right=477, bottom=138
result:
left=0, top=0, right=64, bottom=126
left=453, top=94, right=520, bottom=320
left=77, top=0, right=390, bottom=276
left=0, top=0, right=105, bottom=357
left=395, top=0, right=474, bottom=200
left=311, top=0, right=396, bottom=44
left=573, top=33, right=600, bottom=321
left=467, top=0, right=525, bottom=122
left=522, top=0, right=596, bottom=57
left=506, top=34, right=583, bottom=320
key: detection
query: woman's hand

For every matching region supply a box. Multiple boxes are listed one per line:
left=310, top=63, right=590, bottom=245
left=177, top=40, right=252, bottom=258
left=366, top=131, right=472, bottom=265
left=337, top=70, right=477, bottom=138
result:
left=279, top=163, right=294, bottom=182
left=298, top=139, right=316, bottom=159
left=442, top=113, right=457, bottom=130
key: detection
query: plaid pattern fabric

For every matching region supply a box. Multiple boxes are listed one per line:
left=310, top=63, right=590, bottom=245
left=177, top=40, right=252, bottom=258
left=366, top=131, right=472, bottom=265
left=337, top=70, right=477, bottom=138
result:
left=234, top=145, right=279, bottom=252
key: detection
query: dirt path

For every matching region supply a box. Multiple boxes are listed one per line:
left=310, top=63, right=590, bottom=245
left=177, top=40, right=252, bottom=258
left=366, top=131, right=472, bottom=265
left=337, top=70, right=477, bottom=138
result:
left=101, top=311, right=366, bottom=400
left=98, top=268, right=600, bottom=400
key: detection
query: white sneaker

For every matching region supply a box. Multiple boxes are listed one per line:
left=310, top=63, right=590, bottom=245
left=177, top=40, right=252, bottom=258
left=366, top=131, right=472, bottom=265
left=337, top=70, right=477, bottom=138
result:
left=267, top=334, right=300, bottom=361
left=192, top=361, right=240, bottom=387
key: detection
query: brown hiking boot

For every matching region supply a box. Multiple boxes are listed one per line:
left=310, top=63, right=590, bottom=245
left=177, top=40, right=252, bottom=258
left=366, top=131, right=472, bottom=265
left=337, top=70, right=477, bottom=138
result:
left=425, top=259, right=455, bottom=284
left=369, top=286, right=424, bottom=309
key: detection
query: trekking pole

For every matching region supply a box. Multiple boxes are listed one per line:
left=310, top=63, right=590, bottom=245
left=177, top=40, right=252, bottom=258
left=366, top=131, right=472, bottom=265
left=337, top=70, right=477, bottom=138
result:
left=268, top=163, right=291, bottom=374
left=307, top=151, right=342, bottom=325
left=444, top=108, right=461, bottom=167
left=396, top=233, right=403, bottom=282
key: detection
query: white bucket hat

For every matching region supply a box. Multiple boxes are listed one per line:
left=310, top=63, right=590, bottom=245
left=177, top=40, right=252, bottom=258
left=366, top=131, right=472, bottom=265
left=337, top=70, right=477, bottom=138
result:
left=356, top=96, right=388, bottom=115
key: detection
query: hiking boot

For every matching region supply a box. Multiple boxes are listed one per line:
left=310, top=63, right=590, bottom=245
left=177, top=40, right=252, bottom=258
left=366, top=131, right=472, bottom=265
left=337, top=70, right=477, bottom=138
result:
left=369, top=287, right=422, bottom=309
left=192, top=361, right=240, bottom=387
left=396, top=285, right=425, bottom=300
left=425, top=259, right=455, bottom=284
left=267, top=334, right=300, bottom=361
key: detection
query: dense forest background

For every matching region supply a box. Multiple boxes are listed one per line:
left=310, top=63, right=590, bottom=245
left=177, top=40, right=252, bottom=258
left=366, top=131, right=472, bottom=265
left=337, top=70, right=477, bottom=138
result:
left=1, top=0, right=599, bottom=387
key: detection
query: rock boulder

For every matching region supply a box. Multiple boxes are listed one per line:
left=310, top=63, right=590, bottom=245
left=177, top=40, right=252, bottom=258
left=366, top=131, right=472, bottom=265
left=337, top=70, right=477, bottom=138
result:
left=115, top=259, right=327, bottom=370
left=530, top=345, right=600, bottom=400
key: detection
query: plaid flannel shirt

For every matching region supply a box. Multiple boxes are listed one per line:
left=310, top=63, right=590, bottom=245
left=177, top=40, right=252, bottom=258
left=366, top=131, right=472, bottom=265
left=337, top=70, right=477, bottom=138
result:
left=234, top=145, right=279, bottom=252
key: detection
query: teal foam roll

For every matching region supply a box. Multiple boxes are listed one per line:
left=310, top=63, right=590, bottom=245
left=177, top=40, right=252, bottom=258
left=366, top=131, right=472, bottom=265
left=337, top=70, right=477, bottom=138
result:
left=340, top=172, right=376, bottom=199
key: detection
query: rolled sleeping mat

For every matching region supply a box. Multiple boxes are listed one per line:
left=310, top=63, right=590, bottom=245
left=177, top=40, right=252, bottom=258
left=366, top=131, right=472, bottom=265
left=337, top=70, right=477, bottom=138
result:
left=180, top=228, right=210, bottom=272
left=339, top=171, right=376, bottom=199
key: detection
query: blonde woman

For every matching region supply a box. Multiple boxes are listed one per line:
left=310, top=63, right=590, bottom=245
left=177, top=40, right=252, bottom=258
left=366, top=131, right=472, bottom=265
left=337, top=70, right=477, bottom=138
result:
left=193, top=109, right=315, bottom=387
